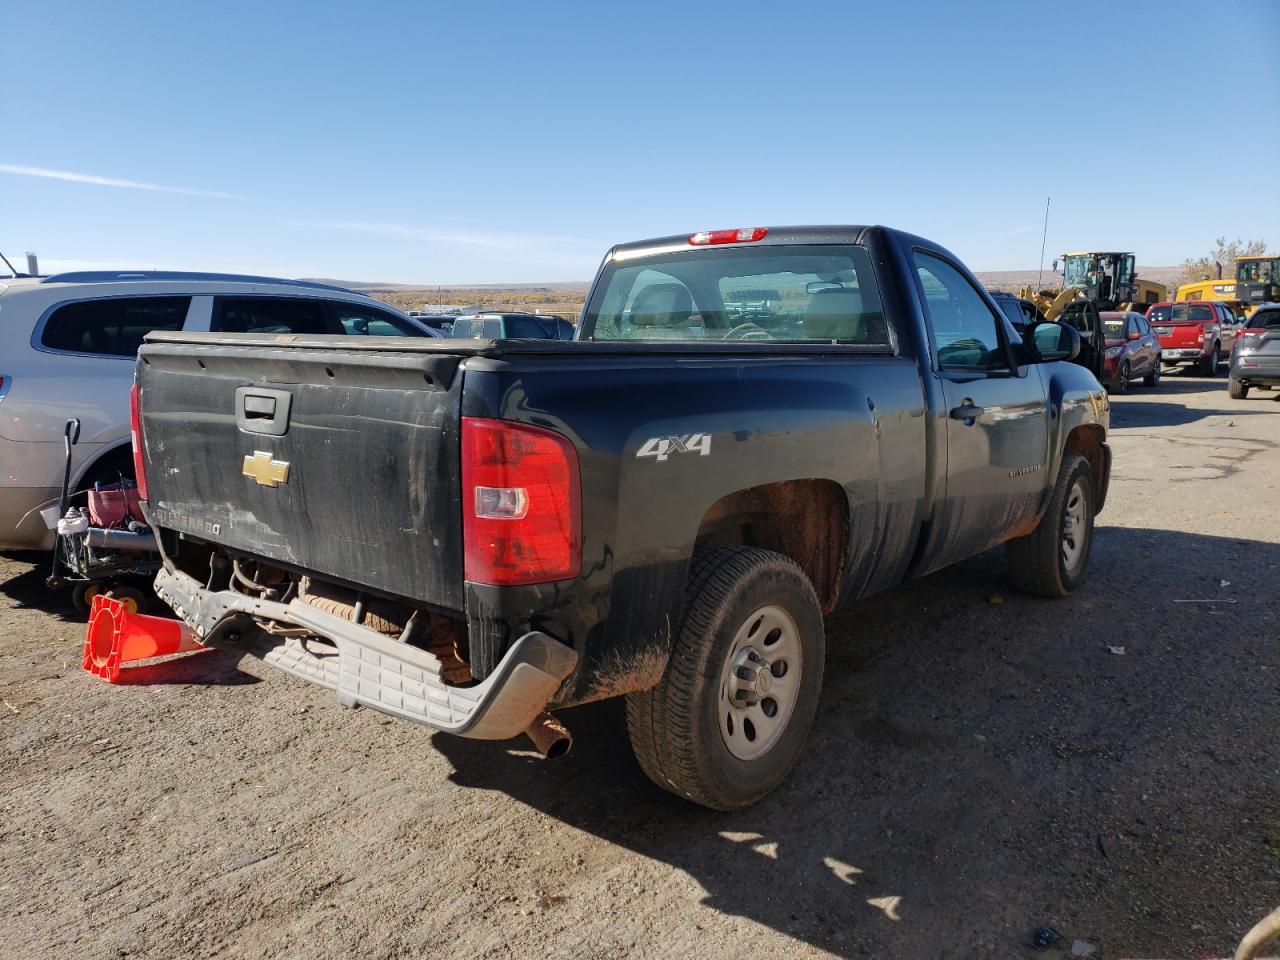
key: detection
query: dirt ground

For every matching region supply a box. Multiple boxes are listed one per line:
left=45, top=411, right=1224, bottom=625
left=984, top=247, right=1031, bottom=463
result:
left=2, top=370, right=1277, bottom=960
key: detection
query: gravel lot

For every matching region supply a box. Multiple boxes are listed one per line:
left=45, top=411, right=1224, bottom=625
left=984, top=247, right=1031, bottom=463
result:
left=2, top=371, right=1277, bottom=960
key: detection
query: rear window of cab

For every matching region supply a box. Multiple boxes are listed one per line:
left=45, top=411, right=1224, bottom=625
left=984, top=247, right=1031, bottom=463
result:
left=581, top=245, right=889, bottom=346
left=1149, top=304, right=1214, bottom=323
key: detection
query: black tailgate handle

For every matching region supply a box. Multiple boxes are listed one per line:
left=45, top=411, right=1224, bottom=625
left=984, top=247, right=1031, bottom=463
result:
left=235, top=386, right=292, bottom=436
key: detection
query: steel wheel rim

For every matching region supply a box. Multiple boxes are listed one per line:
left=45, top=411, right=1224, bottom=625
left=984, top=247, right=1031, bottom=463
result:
left=1060, top=479, right=1088, bottom=573
left=718, top=604, right=803, bottom=761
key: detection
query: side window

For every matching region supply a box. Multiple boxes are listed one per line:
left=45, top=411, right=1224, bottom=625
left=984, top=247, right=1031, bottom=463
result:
left=913, top=252, right=1007, bottom=370
left=213, top=298, right=330, bottom=335
left=40, top=297, right=190, bottom=356
left=505, top=316, right=550, bottom=338
left=996, top=299, right=1024, bottom=330
left=1019, top=301, right=1040, bottom=327
left=331, top=302, right=418, bottom=337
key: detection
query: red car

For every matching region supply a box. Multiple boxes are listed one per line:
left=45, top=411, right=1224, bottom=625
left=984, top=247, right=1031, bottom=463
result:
left=1146, top=301, right=1236, bottom=374
left=1100, top=311, right=1162, bottom=393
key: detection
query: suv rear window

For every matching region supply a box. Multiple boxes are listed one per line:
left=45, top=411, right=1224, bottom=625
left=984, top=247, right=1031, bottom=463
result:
left=583, top=245, right=887, bottom=345
left=40, top=297, right=190, bottom=356
left=214, top=298, right=330, bottom=335
left=1246, top=310, right=1280, bottom=329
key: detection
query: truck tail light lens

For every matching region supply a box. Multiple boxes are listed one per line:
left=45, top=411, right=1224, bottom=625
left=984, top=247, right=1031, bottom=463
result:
left=689, top=227, right=768, bottom=246
left=129, top=382, right=149, bottom=501
left=461, top=417, right=580, bottom=586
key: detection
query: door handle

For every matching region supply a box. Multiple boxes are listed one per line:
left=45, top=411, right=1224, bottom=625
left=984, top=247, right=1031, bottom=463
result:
left=949, top=400, right=985, bottom=425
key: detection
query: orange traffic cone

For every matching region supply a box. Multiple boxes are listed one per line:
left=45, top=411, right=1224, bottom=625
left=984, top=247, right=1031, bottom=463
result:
left=83, top=594, right=203, bottom=683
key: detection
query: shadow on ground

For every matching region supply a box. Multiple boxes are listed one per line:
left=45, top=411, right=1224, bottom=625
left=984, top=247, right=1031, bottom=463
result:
left=434, top=529, right=1280, bottom=957
left=1110, top=400, right=1276, bottom=428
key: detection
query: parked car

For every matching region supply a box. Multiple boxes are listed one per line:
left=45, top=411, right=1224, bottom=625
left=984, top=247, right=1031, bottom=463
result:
left=1146, top=300, right=1238, bottom=374
left=448, top=312, right=576, bottom=340
left=988, top=290, right=1046, bottom=331
left=408, top=312, right=458, bottom=335
left=135, top=225, right=1111, bottom=809
left=1228, top=304, right=1280, bottom=399
left=0, top=271, right=439, bottom=551
left=1099, top=311, right=1162, bottom=393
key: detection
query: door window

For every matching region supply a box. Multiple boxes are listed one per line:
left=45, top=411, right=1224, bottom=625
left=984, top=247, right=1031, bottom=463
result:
left=213, top=298, right=331, bottom=334
left=332, top=302, right=419, bottom=337
left=40, top=297, right=191, bottom=356
left=913, top=252, right=1006, bottom=369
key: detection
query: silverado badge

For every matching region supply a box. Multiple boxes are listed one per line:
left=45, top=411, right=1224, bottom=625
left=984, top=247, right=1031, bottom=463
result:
left=242, top=450, right=291, bottom=488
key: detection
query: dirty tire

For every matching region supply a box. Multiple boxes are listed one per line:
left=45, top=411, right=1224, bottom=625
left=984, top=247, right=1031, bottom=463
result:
left=1229, top=378, right=1249, bottom=400
left=71, top=582, right=102, bottom=616
left=625, top=547, right=825, bottom=811
left=300, top=579, right=407, bottom=636
left=1007, top=453, right=1095, bottom=598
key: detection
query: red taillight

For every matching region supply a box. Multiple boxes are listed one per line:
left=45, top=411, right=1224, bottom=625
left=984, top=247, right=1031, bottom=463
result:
left=129, top=382, right=149, bottom=501
left=688, top=227, right=768, bottom=246
left=461, top=417, right=580, bottom=586
left=0, top=375, right=10, bottom=400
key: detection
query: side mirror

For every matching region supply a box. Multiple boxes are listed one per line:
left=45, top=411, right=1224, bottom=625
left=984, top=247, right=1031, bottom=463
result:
left=1024, top=320, right=1081, bottom=363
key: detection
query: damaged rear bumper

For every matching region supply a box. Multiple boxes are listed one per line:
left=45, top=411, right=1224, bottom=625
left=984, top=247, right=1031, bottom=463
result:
left=154, top=566, right=578, bottom=740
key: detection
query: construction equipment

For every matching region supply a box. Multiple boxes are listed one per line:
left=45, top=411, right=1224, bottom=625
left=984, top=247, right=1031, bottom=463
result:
left=1235, top=254, right=1280, bottom=314
left=1019, top=252, right=1168, bottom=319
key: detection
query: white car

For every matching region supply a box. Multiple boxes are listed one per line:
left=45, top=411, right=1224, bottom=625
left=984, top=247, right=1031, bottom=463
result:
left=0, top=270, right=439, bottom=550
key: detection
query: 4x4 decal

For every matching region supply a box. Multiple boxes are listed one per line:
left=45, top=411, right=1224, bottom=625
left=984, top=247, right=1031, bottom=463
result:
left=636, top=433, right=712, bottom=462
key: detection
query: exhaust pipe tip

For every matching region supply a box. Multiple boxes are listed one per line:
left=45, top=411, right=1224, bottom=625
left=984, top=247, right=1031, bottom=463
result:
left=525, top=711, right=572, bottom=759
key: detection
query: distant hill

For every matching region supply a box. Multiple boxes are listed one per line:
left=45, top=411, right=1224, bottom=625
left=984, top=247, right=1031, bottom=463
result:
left=975, top=265, right=1183, bottom=294
left=313, top=269, right=1183, bottom=297
left=303, top=278, right=592, bottom=294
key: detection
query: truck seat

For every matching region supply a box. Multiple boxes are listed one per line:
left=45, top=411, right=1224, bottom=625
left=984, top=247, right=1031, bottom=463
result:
left=803, top=288, right=870, bottom=341
left=628, top=283, right=694, bottom=339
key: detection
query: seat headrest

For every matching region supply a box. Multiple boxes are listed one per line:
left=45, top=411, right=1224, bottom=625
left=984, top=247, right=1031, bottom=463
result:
left=803, top=288, right=865, bottom=340
left=630, top=283, right=693, bottom=328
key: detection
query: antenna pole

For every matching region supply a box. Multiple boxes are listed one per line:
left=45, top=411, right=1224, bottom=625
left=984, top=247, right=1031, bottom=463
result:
left=1036, top=196, right=1051, bottom=291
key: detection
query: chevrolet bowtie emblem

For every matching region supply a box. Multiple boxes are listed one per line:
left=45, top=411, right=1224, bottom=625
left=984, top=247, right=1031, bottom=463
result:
left=242, top=450, right=291, bottom=487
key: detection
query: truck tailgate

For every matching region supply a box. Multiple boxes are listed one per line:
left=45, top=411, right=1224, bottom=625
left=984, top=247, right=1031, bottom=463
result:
left=137, top=336, right=468, bottom=611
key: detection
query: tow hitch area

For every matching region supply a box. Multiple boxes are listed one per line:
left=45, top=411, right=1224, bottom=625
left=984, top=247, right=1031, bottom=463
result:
left=82, top=594, right=205, bottom=682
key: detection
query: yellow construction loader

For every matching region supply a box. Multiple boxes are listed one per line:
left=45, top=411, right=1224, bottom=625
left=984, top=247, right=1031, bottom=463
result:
left=1018, top=251, right=1167, bottom=319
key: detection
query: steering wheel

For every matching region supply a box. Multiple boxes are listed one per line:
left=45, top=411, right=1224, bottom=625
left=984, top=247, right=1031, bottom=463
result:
left=723, top=322, right=771, bottom=341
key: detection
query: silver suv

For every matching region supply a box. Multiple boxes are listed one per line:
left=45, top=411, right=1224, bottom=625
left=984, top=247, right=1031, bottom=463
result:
left=0, top=271, right=438, bottom=550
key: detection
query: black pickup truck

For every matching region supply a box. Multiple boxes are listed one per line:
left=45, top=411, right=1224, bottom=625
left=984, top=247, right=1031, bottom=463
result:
left=135, top=225, right=1111, bottom=809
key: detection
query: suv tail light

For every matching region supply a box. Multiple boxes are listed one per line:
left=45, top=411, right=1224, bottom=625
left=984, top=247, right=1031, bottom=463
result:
left=129, top=383, right=149, bottom=501
left=461, top=417, right=580, bottom=586
left=689, top=227, right=768, bottom=246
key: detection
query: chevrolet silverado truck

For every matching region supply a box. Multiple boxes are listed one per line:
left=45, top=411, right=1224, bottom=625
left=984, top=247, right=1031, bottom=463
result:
left=134, top=225, right=1111, bottom=810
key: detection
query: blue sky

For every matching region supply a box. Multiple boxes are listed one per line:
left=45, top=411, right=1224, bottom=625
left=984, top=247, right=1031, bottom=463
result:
left=2, top=0, right=1277, bottom=283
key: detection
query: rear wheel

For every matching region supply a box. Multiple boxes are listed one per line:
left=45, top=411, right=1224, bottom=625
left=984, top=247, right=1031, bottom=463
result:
left=1143, top=358, right=1161, bottom=387
left=1007, top=453, right=1095, bottom=598
left=1199, top=345, right=1219, bottom=376
left=104, top=584, right=148, bottom=616
left=1229, top=378, right=1249, bottom=400
left=625, top=547, right=825, bottom=810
